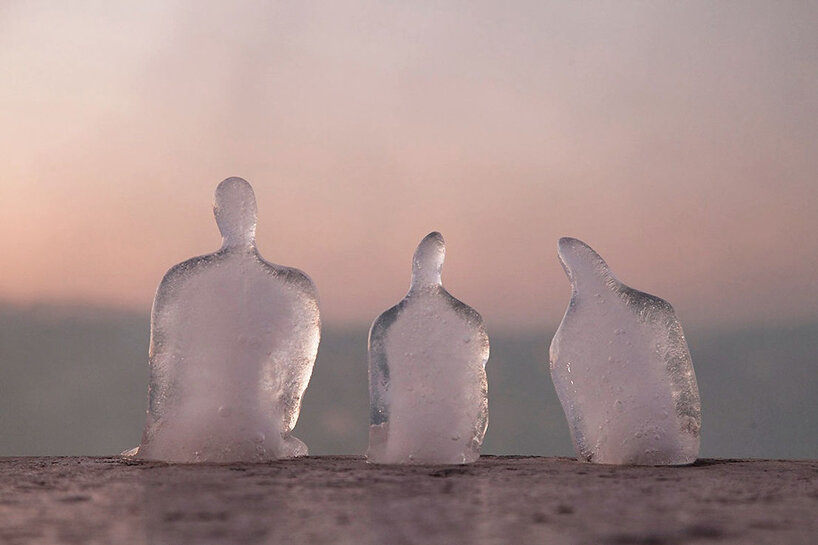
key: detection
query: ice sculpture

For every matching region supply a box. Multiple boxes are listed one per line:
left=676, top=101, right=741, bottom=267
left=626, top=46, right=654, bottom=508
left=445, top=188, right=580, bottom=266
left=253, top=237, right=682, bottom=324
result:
left=130, top=177, right=320, bottom=463
left=367, top=232, right=489, bottom=465
left=549, top=237, right=701, bottom=465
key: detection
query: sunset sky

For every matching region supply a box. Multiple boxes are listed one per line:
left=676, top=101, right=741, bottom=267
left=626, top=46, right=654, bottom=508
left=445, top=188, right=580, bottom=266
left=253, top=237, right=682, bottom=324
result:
left=2, top=1, right=817, bottom=331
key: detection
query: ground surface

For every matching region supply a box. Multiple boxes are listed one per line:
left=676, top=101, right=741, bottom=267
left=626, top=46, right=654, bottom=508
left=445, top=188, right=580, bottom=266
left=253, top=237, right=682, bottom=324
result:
left=0, top=456, right=816, bottom=545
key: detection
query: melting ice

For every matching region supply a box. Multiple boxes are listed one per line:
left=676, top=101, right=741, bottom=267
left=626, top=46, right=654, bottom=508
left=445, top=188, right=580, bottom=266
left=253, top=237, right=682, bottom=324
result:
left=130, top=177, right=320, bottom=463
left=549, top=237, right=701, bottom=465
left=367, top=232, right=489, bottom=465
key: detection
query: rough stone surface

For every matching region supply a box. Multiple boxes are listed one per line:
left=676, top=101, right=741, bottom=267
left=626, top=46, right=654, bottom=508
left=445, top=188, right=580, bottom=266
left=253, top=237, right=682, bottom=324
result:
left=0, top=456, right=815, bottom=544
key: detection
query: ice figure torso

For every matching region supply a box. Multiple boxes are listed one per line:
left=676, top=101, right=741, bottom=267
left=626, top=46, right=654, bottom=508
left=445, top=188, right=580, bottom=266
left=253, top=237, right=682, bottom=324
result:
left=135, top=178, right=320, bottom=462
left=367, top=232, right=489, bottom=465
left=549, top=238, right=700, bottom=465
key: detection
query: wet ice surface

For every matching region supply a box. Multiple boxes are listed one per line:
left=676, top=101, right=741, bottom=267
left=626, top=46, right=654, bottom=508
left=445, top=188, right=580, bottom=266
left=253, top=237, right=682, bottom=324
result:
left=368, top=232, right=489, bottom=464
left=550, top=238, right=701, bottom=465
left=132, top=177, right=320, bottom=463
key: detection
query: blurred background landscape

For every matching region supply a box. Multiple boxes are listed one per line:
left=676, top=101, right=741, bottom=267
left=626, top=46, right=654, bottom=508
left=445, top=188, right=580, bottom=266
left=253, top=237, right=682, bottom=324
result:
left=1, top=304, right=817, bottom=459
left=1, top=2, right=816, bottom=458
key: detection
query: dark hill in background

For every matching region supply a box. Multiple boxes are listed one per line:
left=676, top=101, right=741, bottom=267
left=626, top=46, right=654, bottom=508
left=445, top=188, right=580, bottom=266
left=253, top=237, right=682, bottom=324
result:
left=0, top=304, right=815, bottom=459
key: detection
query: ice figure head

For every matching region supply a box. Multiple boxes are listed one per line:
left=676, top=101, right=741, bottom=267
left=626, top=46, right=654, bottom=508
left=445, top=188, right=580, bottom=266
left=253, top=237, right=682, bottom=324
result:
left=214, top=177, right=257, bottom=248
left=557, top=237, right=616, bottom=293
left=411, top=231, right=445, bottom=289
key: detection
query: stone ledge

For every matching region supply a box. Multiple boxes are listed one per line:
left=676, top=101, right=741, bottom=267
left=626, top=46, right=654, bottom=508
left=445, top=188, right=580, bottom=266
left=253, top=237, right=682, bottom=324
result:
left=0, top=456, right=816, bottom=544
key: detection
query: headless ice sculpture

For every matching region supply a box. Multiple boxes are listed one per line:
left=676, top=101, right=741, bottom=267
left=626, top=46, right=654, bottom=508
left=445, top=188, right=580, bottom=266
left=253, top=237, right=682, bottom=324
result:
left=367, top=232, right=489, bottom=464
left=132, top=177, right=320, bottom=462
left=550, top=238, right=701, bottom=465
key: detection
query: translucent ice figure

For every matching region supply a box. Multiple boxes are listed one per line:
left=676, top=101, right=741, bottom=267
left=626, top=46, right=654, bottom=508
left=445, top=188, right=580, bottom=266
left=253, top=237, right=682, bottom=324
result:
left=130, top=177, right=320, bottom=463
left=367, top=232, right=489, bottom=465
left=549, top=238, right=701, bottom=465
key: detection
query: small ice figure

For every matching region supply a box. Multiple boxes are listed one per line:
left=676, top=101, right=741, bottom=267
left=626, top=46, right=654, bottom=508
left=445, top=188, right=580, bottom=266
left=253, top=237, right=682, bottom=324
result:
left=549, top=237, right=701, bottom=465
left=367, top=232, right=489, bottom=465
left=130, top=177, right=320, bottom=463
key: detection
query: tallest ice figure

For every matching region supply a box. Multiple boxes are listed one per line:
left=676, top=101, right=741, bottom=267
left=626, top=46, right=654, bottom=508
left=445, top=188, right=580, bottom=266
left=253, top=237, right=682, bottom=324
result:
left=133, top=177, right=320, bottom=463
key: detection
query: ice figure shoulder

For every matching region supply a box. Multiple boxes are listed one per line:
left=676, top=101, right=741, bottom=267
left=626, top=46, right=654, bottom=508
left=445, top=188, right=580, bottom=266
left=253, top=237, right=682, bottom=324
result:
left=130, top=177, right=320, bottom=463
left=367, top=232, right=489, bottom=465
left=549, top=237, right=701, bottom=465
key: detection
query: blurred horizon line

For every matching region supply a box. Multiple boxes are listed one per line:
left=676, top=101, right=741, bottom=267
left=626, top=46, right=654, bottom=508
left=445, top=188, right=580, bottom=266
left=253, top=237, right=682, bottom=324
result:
left=3, top=297, right=817, bottom=338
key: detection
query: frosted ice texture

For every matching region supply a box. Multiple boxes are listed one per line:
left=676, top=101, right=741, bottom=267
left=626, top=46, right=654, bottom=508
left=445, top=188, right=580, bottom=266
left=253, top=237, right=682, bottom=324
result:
left=131, top=177, right=320, bottom=463
left=367, top=232, right=489, bottom=465
left=549, top=238, right=701, bottom=465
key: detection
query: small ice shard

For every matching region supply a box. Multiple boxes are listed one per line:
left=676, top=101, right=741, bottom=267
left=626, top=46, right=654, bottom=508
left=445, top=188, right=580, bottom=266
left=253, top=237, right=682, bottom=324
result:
left=130, top=177, right=320, bottom=463
left=549, top=237, right=701, bottom=465
left=367, top=232, right=489, bottom=465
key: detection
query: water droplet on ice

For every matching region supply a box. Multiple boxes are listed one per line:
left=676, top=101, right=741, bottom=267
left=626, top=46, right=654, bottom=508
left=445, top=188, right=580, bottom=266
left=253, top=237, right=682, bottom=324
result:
left=218, top=406, right=232, bottom=418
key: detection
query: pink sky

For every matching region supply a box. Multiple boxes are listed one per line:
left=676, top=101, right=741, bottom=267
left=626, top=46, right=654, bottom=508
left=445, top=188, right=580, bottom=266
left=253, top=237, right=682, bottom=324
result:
left=1, top=2, right=817, bottom=331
